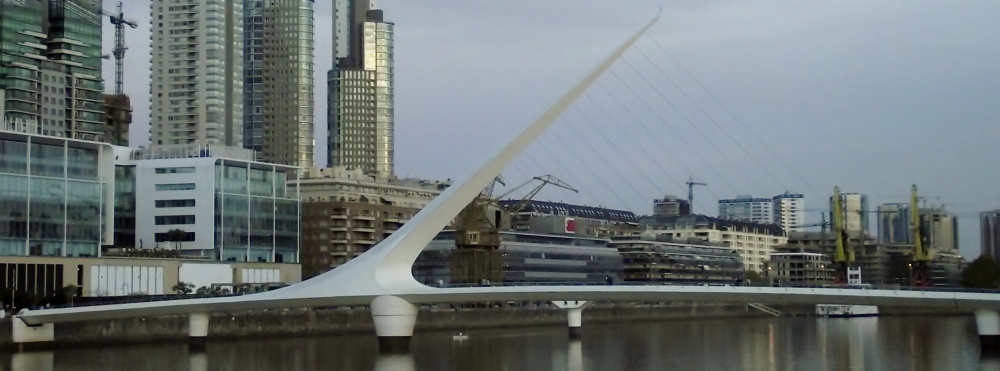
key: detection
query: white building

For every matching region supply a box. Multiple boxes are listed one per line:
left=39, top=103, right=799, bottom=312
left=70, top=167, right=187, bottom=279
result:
left=150, top=0, right=244, bottom=148
left=718, top=195, right=773, bottom=225
left=772, top=192, right=805, bottom=232
left=643, top=215, right=787, bottom=272
left=128, top=145, right=301, bottom=263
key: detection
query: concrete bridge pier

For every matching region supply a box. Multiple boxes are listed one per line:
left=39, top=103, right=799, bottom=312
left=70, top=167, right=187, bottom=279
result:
left=188, top=313, right=210, bottom=351
left=978, top=310, right=1000, bottom=355
left=552, top=301, right=591, bottom=339
left=371, top=295, right=418, bottom=354
left=12, top=311, right=54, bottom=352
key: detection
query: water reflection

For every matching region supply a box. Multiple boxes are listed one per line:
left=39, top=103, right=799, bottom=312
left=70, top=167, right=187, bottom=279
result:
left=374, top=353, right=414, bottom=371
left=10, top=316, right=986, bottom=370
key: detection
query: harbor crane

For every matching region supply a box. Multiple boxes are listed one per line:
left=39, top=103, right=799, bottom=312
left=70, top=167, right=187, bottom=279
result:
left=451, top=174, right=578, bottom=284
left=99, top=2, right=138, bottom=140
left=831, top=186, right=856, bottom=284
left=910, top=185, right=933, bottom=286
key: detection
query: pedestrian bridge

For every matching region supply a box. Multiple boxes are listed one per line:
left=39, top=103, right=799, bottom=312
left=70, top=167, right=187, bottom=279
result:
left=13, top=11, right=1000, bottom=354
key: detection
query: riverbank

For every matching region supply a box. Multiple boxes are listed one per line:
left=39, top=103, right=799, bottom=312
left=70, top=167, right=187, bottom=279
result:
left=0, top=303, right=973, bottom=350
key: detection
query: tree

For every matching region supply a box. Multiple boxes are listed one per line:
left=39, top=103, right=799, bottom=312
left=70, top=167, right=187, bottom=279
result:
left=62, top=284, right=79, bottom=307
left=961, top=256, right=1000, bottom=289
left=172, top=281, right=195, bottom=295
left=166, top=229, right=187, bottom=250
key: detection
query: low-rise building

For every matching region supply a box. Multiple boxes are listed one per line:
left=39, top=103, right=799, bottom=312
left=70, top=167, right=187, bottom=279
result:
left=653, top=195, right=690, bottom=217
left=413, top=230, right=622, bottom=285
left=292, top=167, right=450, bottom=278
left=500, top=200, right=641, bottom=238
left=612, top=235, right=744, bottom=285
left=640, top=215, right=787, bottom=272
left=765, top=244, right=833, bottom=286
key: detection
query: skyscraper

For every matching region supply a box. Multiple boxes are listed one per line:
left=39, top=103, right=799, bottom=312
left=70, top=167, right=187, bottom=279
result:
left=718, top=195, right=773, bottom=224
left=877, top=203, right=912, bottom=244
left=983, top=210, right=1000, bottom=258
left=0, top=0, right=104, bottom=140
left=150, top=0, right=243, bottom=148
left=772, top=192, right=804, bottom=232
left=328, top=0, right=395, bottom=177
left=243, top=0, right=315, bottom=168
left=921, top=208, right=958, bottom=253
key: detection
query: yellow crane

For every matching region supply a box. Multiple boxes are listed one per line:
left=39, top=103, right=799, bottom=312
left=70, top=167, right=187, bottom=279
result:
left=451, top=175, right=578, bottom=284
left=910, top=184, right=933, bottom=286
left=831, top=186, right=856, bottom=284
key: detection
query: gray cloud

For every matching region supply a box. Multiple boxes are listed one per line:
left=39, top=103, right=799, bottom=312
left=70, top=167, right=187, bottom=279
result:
left=107, top=0, right=1000, bottom=258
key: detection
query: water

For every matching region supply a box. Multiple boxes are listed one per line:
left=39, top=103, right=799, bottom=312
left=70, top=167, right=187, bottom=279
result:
left=6, top=316, right=997, bottom=371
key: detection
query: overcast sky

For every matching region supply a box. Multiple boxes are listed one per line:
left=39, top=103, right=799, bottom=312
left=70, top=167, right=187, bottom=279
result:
left=103, top=1, right=1000, bottom=258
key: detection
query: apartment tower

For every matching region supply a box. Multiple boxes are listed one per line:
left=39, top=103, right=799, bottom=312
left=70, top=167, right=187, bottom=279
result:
left=0, top=0, right=105, bottom=140
left=150, top=0, right=243, bottom=148
left=328, top=0, right=395, bottom=177
left=242, top=0, right=315, bottom=167
left=772, top=192, right=804, bottom=232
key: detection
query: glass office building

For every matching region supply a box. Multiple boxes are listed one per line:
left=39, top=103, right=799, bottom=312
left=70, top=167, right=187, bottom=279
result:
left=215, top=161, right=300, bottom=263
left=0, top=131, right=112, bottom=257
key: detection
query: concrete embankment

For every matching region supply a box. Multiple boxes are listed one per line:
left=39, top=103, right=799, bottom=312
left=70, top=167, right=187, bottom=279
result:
left=0, top=303, right=970, bottom=350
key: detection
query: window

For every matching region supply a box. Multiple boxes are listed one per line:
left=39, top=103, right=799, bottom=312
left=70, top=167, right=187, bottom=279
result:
left=155, top=199, right=196, bottom=208
left=154, top=215, right=196, bottom=225
left=156, top=167, right=194, bottom=174
left=154, top=232, right=195, bottom=242
left=155, top=183, right=195, bottom=191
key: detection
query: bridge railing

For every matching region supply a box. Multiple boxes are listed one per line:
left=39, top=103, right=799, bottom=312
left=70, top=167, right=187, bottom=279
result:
left=31, top=282, right=1000, bottom=311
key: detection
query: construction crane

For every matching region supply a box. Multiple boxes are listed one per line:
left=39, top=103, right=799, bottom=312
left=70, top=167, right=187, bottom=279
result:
left=910, top=184, right=933, bottom=286
left=831, top=186, right=855, bottom=284
left=450, top=175, right=578, bottom=284
left=685, top=176, right=707, bottom=209
left=99, top=2, right=138, bottom=141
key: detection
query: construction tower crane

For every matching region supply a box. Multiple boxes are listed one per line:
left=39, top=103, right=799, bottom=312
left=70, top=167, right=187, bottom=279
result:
left=99, top=2, right=138, bottom=138
left=910, top=185, right=933, bottom=286
left=450, top=175, right=578, bottom=285
left=685, top=176, right=707, bottom=209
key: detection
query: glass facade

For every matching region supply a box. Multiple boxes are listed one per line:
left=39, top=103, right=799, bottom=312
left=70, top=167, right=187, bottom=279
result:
left=243, top=0, right=315, bottom=168
left=215, top=161, right=298, bottom=263
left=0, top=0, right=105, bottom=140
left=0, top=136, right=105, bottom=257
left=328, top=13, right=393, bottom=177
left=113, top=165, right=135, bottom=248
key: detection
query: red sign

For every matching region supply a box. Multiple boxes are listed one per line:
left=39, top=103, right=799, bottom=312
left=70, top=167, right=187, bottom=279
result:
left=565, top=218, right=577, bottom=233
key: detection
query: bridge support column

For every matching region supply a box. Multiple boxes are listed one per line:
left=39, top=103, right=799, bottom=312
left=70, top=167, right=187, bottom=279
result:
left=371, top=295, right=418, bottom=354
left=12, top=313, right=54, bottom=352
left=188, top=313, right=210, bottom=351
left=552, top=300, right=591, bottom=339
left=978, top=310, right=1000, bottom=355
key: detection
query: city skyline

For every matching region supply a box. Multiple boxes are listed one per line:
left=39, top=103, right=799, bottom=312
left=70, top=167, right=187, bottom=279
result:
left=102, top=0, right=1000, bottom=258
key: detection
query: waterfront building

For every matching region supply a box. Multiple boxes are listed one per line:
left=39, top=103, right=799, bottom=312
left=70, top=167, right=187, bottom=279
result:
left=150, top=0, right=244, bottom=148
left=765, top=244, right=833, bottom=286
left=877, top=203, right=912, bottom=244
left=653, top=195, right=690, bottom=217
left=0, top=0, right=105, bottom=141
left=772, top=192, right=804, bottom=232
left=612, top=235, right=744, bottom=285
left=0, top=124, right=119, bottom=257
left=718, top=195, right=773, bottom=225
left=499, top=200, right=641, bottom=239
left=984, top=210, right=1000, bottom=258
left=413, top=230, right=623, bottom=285
left=830, top=192, right=868, bottom=234
left=103, top=94, right=131, bottom=146
left=328, top=0, right=395, bottom=176
left=242, top=0, right=315, bottom=168
left=291, top=166, right=449, bottom=278
left=129, top=145, right=301, bottom=263
left=640, top=215, right=787, bottom=272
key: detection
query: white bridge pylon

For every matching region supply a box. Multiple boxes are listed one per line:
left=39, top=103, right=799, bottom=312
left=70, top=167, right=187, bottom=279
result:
left=15, top=11, right=1000, bottom=353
